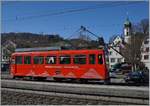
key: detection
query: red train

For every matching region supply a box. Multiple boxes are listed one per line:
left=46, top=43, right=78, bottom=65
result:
left=10, top=49, right=110, bottom=84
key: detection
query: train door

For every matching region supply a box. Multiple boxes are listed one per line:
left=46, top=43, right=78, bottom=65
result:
left=73, top=54, right=87, bottom=78
left=45, top=55, right=57, bottom=77
left=81, top=53, right=99, bottom=79
left=97, top=53, right=108, bottom=80
left=15, top=55, right=24, bottom=76
left=32, top=55, right=45, bottom=76
left=82, top=52, right=106, bottom=80
left=23, top=55, right=32, bottom=76
left=58, top=54, right=72, bottom=78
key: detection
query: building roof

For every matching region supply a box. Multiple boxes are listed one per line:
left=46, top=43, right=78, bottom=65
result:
left=124, top=18, right=131, bottom=27
left=109, top=35, right=122, bottom=45
left=2, top=40, right=16, bottom=48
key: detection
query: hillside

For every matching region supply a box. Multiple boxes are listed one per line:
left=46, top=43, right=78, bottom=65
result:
left=2, top=32, right=64, bottom=48
left=2, top=32, right=103, bottom=49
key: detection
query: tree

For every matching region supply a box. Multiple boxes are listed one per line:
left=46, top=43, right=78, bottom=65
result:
left=98, top=37, right=105, bottom=46
left=139, top=19, right=149, bottom=35
left=120, top=18, right=149, bottom=71
left=120, top=32, right=146, bottom=71
left=132, top=19, right=149, bottom=36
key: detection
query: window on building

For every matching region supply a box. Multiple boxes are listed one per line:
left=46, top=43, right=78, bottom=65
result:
left=2, top=56, right=4, bottom=60
left=109, top=51, right=112, bottom=55
left=59, top=55, right=71, bottom=64
left=24, top=56, right=31, bottom=64
left=46, top=56, right=56, bottom=64
left=144, top=40, right=149, bottom=44
left=89, top=54, right=95, bottom=64
left=117, top=58, right=122, bottom=63
left=34, top=56, right=44, bottom=64
left=15, top=56, right=23, bottom=64
left=126, top=32, right=129, bottom=36
left=145, top=47, right=149, bottom=52
left=144, top=55, right=149, bottom=60
left=98, top=54, right=103, bottom=64
left=74, top=55, right=86, bottom=64
left=110, top=58, right=115, bottom=63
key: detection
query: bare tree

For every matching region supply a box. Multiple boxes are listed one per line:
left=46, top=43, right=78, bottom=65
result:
left=120, top=19, right=149, bottom=71
left=121, top=32, right=146, bottom=71
left=132, top=19, right=149, bottom=35
left=140, top=19, right=149, bottom=35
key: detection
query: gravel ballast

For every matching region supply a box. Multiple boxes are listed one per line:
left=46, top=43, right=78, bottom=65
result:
left=1, top=89, right=129, bottom=105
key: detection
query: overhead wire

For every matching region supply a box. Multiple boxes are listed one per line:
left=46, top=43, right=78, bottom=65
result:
left=2, top=1, right=143, bottom=22
left=66, top=27, right=81, bottom=40
left=2, top=1, right=144, bottom=42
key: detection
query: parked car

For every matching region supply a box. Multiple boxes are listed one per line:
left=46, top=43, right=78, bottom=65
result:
left=1, top=63, right=10, bottom=72
left=124, top=70, right=149, bottom=84
left=109, top=69, right=117, bottom=78
left=111, top=62, right=132, bottom=74
left=111, top=63, right=122, bottom=72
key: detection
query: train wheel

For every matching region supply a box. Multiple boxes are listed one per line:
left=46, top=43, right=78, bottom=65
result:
left=69, top=78, right=76, bottom=82
left=12, top=76, right=16, bottom=79
left=13, top=76, right=23, bottom=80
left=24, top=76, right=33, bottom=80
left=53, top=78, right=63, bottom=82
left=79, top=79, right=88, bottom=83
left=34, top=77, right=46, bottom=81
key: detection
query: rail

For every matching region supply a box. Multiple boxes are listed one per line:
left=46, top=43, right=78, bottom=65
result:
left=1, top=79, right=149, bottom=105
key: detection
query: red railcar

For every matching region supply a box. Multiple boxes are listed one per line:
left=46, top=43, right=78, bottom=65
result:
left=10, top=49, right=109, bottom=83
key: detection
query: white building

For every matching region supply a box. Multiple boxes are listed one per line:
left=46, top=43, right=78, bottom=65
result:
left=108, top=18, right=132, bottom=69
left=1, top=40, right=16, bottom=64
left=141, top=36, right=150, bottom=70
left=108, top=18, right=149, bottom=70
left=108, top=36, right=124, bottom=68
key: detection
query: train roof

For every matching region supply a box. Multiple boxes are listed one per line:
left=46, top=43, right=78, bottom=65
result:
left=15, top=46, right=61, bottom=52
left=12, top=49, right=104, bottom=56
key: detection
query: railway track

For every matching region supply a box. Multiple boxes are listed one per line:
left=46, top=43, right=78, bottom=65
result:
left=1, top=73, right=148, bottom=87
left=1, top=79, right=149, bottom=105
left=1, top=88, right=129, bottom=105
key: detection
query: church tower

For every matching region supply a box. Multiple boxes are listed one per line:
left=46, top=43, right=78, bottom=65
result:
left=124, top=18, right=132, bottom=44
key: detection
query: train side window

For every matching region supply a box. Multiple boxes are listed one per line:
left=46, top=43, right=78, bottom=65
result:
left=89, top=54, right=95, bottom=64
left=24, top=56, right=31, bottom=64
left=98, top=54, right=103, bottom=64
left=46, top=56, right=56, bottom=64
left=15, top=56, right=23, bottom=64
left=34, top=56, right=44, bottom=64
left=74, top=55, right=86, bottom=64
left=59, top=55, right=71, bottom=64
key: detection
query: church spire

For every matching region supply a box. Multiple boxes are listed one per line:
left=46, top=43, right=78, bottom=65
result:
left=124, top=15, right=132, bottom=44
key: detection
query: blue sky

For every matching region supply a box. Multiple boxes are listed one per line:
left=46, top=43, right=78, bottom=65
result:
left=1, top=1, right=149, bottom=42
